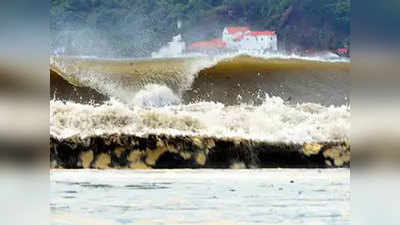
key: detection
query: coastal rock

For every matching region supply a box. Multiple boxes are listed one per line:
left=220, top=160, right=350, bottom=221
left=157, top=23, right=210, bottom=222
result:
left=80, top=150, right=94, bottom=168
left=93, top=153, right=111, bottom=169
left=50, top=134, right=350, bottom=169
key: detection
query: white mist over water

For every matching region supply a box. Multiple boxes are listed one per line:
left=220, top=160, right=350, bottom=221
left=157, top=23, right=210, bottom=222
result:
left=151, top=34, right=186, bottom=58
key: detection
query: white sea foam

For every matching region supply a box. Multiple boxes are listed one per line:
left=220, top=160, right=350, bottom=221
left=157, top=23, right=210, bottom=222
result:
left=131, top=84, right=181, bottom=107
left=252, top=51, right=350, bottom=63
left=50, top=95, right=350, bottom=143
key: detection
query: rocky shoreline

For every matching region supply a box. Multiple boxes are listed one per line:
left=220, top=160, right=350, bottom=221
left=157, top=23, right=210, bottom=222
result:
left=50, top=134, right=350, bottom=169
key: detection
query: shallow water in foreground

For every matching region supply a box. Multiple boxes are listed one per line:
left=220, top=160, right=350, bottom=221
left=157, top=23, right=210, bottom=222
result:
left=51, top=169, right=350, bottom=225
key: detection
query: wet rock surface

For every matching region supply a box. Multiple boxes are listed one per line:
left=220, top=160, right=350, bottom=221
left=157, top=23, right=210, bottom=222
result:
left=50, top=134, right=350, bottom=169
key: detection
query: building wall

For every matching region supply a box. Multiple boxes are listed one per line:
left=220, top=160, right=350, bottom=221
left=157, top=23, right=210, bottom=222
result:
left=238, top=35, right=277, bottom=51
left=222, top=28, right=278, bottom=51
left=222, top=29, right=240, bottom=49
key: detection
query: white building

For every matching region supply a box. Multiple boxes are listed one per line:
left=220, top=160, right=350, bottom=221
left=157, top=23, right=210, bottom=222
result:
left=237, top=31, right=278, bottom=51
left=152, top=34, right=186, bottom=58
left=222, top=26, right=278, bottom=52
left=222, top=26, right=250, bottom=49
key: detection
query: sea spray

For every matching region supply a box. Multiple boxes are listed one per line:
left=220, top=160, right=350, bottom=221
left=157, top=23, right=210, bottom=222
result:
left=50, top=95, right=349, bottom=143
left=51, top=54, right=349, bottom=106
left=131, top=84, right=181, bottom=107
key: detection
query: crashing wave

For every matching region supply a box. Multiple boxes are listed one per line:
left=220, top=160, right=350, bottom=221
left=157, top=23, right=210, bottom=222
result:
left=49, top=53, right=350, bottom=168
left=50, top=54, right=349, bottom=106
left=50, top=95, right=349, bottom=144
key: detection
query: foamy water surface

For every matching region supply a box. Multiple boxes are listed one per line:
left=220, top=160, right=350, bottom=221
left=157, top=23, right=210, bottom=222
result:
left=50, top=94, right=349, bottom=143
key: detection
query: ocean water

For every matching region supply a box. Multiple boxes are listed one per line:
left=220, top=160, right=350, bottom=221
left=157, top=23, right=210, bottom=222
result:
left=50, top=54, right=350, bottom=224
left=51, top=169, right=350, bottom=225
left=50, top=54, right=349, bottom=107
left=50, top=54, right=350, bottom=144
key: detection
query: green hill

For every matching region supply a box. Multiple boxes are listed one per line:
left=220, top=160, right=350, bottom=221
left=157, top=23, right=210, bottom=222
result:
left=51, top=0, right=350, bottom=57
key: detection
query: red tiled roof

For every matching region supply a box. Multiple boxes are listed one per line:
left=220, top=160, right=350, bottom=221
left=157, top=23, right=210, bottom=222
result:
left=336, top=48, right=348, bottom=53
left=246, top=31, right=275, bottom=36
left=225, top=26, right=250, bottom=34
left=188, top=38, right=226, bottom=50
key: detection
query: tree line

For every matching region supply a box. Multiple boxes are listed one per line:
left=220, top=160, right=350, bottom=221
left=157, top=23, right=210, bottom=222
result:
left=51, top=0, right=350, bottom=57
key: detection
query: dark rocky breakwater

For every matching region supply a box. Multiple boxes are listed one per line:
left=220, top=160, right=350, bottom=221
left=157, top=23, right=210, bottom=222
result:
left=50, top=134, right=350, bottom=169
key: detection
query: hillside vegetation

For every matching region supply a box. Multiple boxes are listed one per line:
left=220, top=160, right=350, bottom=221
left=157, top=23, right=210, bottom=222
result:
left=51, top=0, right=350, bottom=57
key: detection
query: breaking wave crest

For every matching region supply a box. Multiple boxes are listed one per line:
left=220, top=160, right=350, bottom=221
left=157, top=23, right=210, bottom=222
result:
left=50, top=95, right=350, bottom=144
left=50, top=54, right=349, bottom=106
left=131, top=84, right=181, bottom=107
